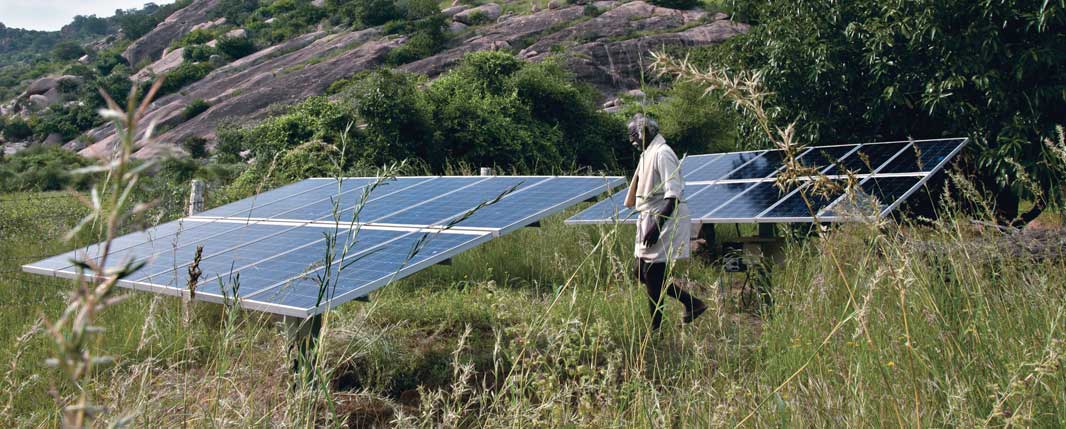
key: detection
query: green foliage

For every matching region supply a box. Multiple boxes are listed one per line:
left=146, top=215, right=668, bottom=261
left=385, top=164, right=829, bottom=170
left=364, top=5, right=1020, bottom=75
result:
left=273, top=141, right=344, bottom=181
left=211, top=0, right=262, bottom=24
left=351, top=51, right=627, bottom=170
left=50, top=41, right=85, bottom=61
left=216, top=36, right=256, bottom=60
left=182, top=136, right=210, bottom=159
left=648, top=0, right=700, bottom=9
left=620, top=82, right=736, bottom=156
left=0, top=145, right=92, bottom=192
left=183, top=44, right=221, bottom=62
left=158, top=62, right=215, bottom=96
left=182, top=99, right=212, bottom=121
left=331, top=0, right=402, bottom=27
left=719, top=0, right=1066, bottom=220
left=382, top=0, right=449, bottom=65
left=30, top=103, right=98, bottom=141
left=221, top=96, right=357, bottom=163
left=175, top=29, right=217, bottom=48
left=1, top=117, right=33, bottom=140
left=349, top=70, right=434, bottom=164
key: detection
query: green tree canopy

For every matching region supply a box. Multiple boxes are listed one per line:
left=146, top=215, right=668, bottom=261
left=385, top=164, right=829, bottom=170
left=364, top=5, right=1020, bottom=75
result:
left=719, top=0, right=1066, bottom=223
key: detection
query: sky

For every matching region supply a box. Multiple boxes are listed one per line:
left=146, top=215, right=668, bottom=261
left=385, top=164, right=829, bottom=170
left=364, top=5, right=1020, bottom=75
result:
left=0, top=0, right=175, bottom=31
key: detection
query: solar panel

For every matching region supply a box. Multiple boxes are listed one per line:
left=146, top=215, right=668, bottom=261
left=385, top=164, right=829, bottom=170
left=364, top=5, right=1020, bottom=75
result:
left=565, top=138, right=968, bottom=225
left=23, top=175, right=624, bottom=317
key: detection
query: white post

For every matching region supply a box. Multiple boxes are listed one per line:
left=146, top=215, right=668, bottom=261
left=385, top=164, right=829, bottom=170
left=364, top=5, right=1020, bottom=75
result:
left=480, top=167, right=494, bottom=176
left=188, top=179, right=205, bottom=215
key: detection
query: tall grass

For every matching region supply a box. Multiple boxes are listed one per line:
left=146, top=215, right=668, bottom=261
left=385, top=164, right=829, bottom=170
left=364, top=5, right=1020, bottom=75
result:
left=1, top=84, right=1065, bottom=428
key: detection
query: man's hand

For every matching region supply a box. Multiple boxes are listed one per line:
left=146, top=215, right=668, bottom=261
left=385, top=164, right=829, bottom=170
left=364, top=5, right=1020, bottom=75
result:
left=642, top=221, right=661, bottom=247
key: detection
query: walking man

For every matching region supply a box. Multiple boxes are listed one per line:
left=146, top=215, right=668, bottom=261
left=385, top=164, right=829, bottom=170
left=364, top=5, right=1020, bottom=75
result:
left=624, top=113, right=707, bottom=330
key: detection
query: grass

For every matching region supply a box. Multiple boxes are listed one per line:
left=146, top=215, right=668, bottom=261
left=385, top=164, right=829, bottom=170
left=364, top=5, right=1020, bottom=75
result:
left=1, top=182, right=1064, bottom=426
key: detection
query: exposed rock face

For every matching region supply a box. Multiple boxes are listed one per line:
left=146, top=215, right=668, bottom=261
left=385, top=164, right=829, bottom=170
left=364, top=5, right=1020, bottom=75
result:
left=72, top=0, right=746, bottom=159
left=403, top=5, right=587, bottom=76
left=190, top=17, right=226, bottom=32
left=559, top=19, right=747, bottom=90
left=25, top=75, right=81, bottom=96
left=454, top=3, right=503, bottom=25
left=123, top=0, right=222, bottom=67
left=78, top=29, right=400, bottom=158
left=441, top=5, right=469, bottom=17
left=131, top=47, right=186, bottom=83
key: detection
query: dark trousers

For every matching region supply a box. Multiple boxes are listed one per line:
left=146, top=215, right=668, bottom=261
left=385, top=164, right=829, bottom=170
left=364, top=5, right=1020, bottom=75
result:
left=637, top=259, right=701, bottom=330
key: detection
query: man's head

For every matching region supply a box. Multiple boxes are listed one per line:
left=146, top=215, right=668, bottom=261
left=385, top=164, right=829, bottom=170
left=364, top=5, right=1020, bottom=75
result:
left=627, top=113, right=659, bottom=150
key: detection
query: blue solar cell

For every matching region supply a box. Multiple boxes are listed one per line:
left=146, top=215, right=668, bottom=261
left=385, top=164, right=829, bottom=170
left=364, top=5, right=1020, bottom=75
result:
left=681, top=154, right=720, bottom=177
left=759, top=181, right=848, bottom=220
left=878, top=139, right=965, bottom=173
left=244, top=230, right=489, bottom=314
left=823, top=142, right=907, bottom=175
left=456, top=177, right=623, bottom=230
left=565, top=190, right=636, bottom=224
left=724, top=150, right=786, bottom=180
left=240, top=178, right=377, bottom=219
left=332, top=177, right=486, bottom=222
left=377, top=177, right=538, bottom=226
left=685, top=151, right=764, bottom=181
left=795, top=145, right=858, bottom=172
left=685, top=183, right=756, bottom=218
left=133, top=223, right=316, bottom=288
left=197, top=179, right=336, bottom=218
left=192, top=228, right=408, bottom=297
left=706, top=182, right=792, bottom=220
left=822, top=176, right=921, bottom=218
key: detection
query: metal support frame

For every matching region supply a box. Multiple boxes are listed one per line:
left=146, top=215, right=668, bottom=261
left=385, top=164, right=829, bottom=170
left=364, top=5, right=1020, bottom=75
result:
left=284, top=314, right=323, bottom=379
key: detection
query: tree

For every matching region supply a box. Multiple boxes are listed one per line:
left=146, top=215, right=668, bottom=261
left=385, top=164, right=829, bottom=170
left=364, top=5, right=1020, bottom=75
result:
left=51, top=41, right=85, bottom=61
left=717, top=0, right=1066, bottom=225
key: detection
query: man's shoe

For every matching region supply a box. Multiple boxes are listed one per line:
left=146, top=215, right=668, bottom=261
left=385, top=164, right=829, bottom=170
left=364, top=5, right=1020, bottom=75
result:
left=684, top=301, right=708, bottom=324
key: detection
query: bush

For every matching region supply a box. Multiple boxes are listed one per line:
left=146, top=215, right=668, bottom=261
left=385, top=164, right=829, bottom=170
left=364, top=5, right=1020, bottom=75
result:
left=216, top=36, right=256, bottom=60
left=182, top=136, right=209, bottom=158
left=158, top=62, right=215, bottom=96
left=183, top=44, right=221, bottom=62
left=31, top=103, right=98, bottom=141
left=182, top=99, right=212, bottom=121
left=647, top=0, right=700, bottom=9
left=349, top=70, right=434, bottom=164
left=719, top=0, right=1066, bottom=222
left=51, top=41, right=86, bottom=61
left=222, top=97, right=357, bottom=163
left=0, top=145, right=93, bottom=192
left=175, top=29, right=217, bottom=47
left=2, top=117, right=33, bottom=140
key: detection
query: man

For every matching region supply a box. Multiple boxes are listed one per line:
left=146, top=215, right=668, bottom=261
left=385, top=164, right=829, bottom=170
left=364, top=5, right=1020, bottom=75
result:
left=624, top=113, right=707, bottom=330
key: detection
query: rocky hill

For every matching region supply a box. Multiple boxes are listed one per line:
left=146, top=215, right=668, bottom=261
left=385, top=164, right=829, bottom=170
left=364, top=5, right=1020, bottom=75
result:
left=4, top=0, right=746, bottom=159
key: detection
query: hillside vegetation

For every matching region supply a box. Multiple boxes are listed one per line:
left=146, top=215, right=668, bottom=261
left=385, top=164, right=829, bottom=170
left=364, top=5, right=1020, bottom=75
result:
left=0, top=0, right=1064, bottom=427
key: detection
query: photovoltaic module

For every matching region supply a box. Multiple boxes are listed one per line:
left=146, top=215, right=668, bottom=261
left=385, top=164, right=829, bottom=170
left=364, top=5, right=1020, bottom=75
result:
left=23, top=175, right=623, bottom=317
left=565, top=138, right=968, bottom=225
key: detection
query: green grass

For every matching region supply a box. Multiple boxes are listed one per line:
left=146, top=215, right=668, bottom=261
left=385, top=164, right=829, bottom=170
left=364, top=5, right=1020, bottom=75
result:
left=1, top=187, right=1064, bottom=426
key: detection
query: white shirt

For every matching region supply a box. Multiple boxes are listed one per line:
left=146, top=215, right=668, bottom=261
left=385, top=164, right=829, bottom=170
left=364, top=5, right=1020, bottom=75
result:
left=628, top=134, right=691, bottom=262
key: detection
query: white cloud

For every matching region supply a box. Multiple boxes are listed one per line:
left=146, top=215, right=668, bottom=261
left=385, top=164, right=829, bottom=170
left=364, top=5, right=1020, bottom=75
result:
left=0, top=0, right=177, bottom=31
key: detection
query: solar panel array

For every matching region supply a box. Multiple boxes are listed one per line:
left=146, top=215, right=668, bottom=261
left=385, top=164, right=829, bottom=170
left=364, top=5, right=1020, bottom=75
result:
left=24, top=175, right=623, bottom=317
left=566, top=138, right=968, bottom=225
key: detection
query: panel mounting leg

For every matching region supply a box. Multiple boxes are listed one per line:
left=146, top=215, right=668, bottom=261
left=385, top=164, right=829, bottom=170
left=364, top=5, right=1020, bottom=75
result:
left=284, top=314, right=323, bottom=382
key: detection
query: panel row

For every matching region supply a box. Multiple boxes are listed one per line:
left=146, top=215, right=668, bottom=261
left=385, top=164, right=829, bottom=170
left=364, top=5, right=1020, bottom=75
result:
left=679, top=139, right=965, bottom=183
left=565, top=175, right=927, bottom=224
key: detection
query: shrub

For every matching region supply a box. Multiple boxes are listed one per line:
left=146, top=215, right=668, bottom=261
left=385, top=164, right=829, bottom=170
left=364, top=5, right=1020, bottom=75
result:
left=31, top=103, right=98, bottom=141
left=2, top=117, right=33, bottom=140
left=349, top=70, right=434, bottom=164
left=158, top=62, right=215, bottom=96
left=182, top=136, right=210, bottom=158
left=183, top=44, right=221, bottom=62
left=51, top=41, right=86, bottom=61
left=216, top=36, right=257, bottom=60
left=175, top=29, right=217, bottom=47
left=0, top=145, right=93, bottom=192
left=648, top=0, right=700, bottom=9
left=181, top=99, right=212, bottom=120
left=719, top=0, right=1066, bottom=222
